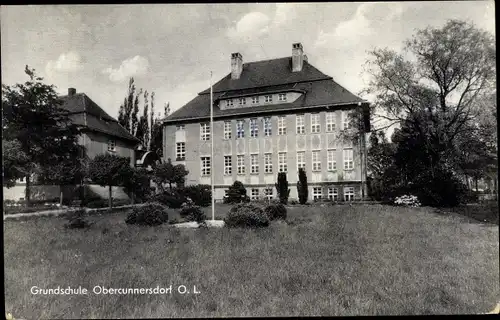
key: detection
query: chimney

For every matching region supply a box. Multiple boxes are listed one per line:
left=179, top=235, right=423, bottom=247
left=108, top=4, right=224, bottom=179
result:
left=68, top=88, right=76, bottom=96
left=231, top=52, right=243, bottom=80
left=292, top=43, right=304, bottom=72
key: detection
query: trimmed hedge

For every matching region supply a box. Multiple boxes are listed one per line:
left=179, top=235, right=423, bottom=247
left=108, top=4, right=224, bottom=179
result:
left=224, top=203, right=269, bottom=228
left=125, top=203, right=169, bottom=226
left=264, top=203, right=287, bottom=220
left=181, top=185, right=212, bottom=207
left=151, top=190, right=186, bottom=209
left=179, top=202, right=206, bottom=223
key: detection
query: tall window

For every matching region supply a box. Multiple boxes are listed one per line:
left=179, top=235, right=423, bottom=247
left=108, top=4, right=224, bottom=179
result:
left=278, top=152, right=287, bottom=172
left=297, top=151, right=305, bottom=170
left=326, top=112, right=336, bottom=132
left=264, top=117, right=272, bottom=136
left=201, top=157, right=211, bottom=176
left=313, top=187, right=323, bottom=201
left=312, top=150, right=321, bottom=171
left=296, top=114, right=305, bottom=134
left=252, top=96, right=259, bottom=104
left=237, top=155, right=245, bottom=174
left=237, top=120, right=245, bottom=138
left=239, top=97, right=246, bottom=105
left=226, top=99, right=234, bottom=108
left=176, top=125, right=185, bottom=131
left=264, top=153, right=273, bottom=173
left=328, top=187, right=338, bottom=201
left=250, top=118, right=258, bottom=138
left=176, top=142, right=185, bottom=160
left=224, top=155, right=232, bottom=175
left=342, top=111, right=351, bottom=130
left=200, top=123, right=210, bottom=141
left=344, top=149, right=354, bottom=170
left=278, top=93, right=287, bottom=101
left=107, top=139, right=116, bottom=152
left=265, top=187, right=273, bottom=200
left=311, top=113, right=320, bottom=133
left=278, top=116, right=286, bottom=135
left=264, top=95, right=273, bottom=103
left=251, top=154, right=259, bottom=174
left=224, top=121, right=232, bottom=140
left=251, top=188, right=259, bottom=200
left=327, top=149, right=336, bottom=171
left=344, top=187, right=355, bottom=201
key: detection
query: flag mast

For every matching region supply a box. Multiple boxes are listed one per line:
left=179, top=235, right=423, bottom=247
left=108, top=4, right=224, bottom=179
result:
left=210, top=71, right=215, bottom=221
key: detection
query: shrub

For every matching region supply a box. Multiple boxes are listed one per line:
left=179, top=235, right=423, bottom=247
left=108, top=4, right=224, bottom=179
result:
left=65, top=209, right=92, bottom=229
left=411, top=168, right=467, bottom=207
left=264, top=203, right=287, bottom=220
left=181, top=184, right=212, bottom=207
left=297, top=168, right=308, bottom=205
left=125, top=203, right=169, bottom=226
left=275, top=172, right=290, bottom=204
left=289, top=199, right=298, bottom=205
left=224, top=181, right=250, bottom=204
left=393, top=194, right=421, bottom=207
left=151, top=189, right=186, bottom=209
left=179, top=200, right=206, bottom=223
left=224, top=203, right=269, bottom=228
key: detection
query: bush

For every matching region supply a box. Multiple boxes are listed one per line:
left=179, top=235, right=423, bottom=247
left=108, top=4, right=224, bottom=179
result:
left=224, top=181, right=250, bottom=204
left=179, top=200, right=206, bottom=223
left=65, top=209, right=92, bottom=229
left=264, top=203, right=287, bottom=220
left=181, top=184, right=212, bottom=207
left=125, top=203, right=169, bottom=226
left=151, top=189, right=186, bottom=209
left=393, top=194, right=421, bottom=207
left=224, top=203, right=269, bottom=228
left=289, top=199, right=298, bottom=205
left=297, top=168, right=308, bottom=205
left=275, top=172, right=290, bottom=204
left=411, top=168, right=467, bottom=207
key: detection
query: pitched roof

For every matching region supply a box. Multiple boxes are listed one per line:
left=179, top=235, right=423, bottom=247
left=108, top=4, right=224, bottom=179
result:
left=165, top=57, right=364, bottom=123
left=60, top=93, right=140, bottom=143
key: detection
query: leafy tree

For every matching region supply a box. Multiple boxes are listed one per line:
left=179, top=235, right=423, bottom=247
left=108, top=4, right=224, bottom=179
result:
left=88, top=154, right=131, bottom=209
left=224, top=181, right=250, bottom=204
left=131, top=88, right=142, bottom=136
left=275, top=172, right=290, bottom=204
left=2, top=65, right=81, bottom=206
left=122, top=167, right=151, bottom=204
left=136, top=90, right=150, bottom=150
left=151, top=158, right=189, bottom=192
left=297, top=168, right=308, bottom=204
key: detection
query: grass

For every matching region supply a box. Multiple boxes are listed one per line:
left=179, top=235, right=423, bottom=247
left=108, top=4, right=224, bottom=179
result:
left=4, top=204, right=499, bottom=318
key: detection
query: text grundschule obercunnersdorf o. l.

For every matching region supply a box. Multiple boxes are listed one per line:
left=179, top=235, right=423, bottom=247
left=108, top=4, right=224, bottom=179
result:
left=31, top=285, right=200, bottom=295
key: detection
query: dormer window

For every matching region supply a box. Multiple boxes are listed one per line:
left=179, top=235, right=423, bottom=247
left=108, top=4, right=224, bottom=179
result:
left=252, top=96, right=259, bottom=104
left=239, top=98, right=246, bottom=105
left=264, top=95, right=273, bottom=103
left=226, top=99, right=234, bottom=107
left=278, top=93, right=287, bottom=101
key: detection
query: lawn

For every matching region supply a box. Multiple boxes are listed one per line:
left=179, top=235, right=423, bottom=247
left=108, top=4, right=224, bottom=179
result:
left=4, top=204, right=499, bottom=318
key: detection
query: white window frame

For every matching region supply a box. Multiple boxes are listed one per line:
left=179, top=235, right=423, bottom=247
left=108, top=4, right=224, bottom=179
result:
left=326, top=112, right=335, bottom=132
left=226, top=99, right=234, bottom=108
left=239, top=97, right=246, bottom=105
left=297, top=151, right=305, bottom=171
left=278, top=152, right=287, bottom=173
left=278, top=93, right=287, bottom=101
left=296, top=114, right=305, bottom=134
left=251, top=188, right=259, bottom=200
left=278, top=116, right=286, bottom=135
left=264, top=153, right=273, bottom=173
left=342, top=111, right=351, bottom=130
left=176, top=124, right=185, bottom=131
left=201, top=157, right=211, bottom=176
left=224, top=121, right=232, bottom=140
left=344, top=149, right=354, bottom=170
left=250, top=154, right=259, bottom=174
left=237, top=120, right=245, bottom=138
left=107, top=139, right=116, bottom=152
left=224, top=155, right=232, bottom=175
left=200, top=123, right=210, bottom=141
left=250, top=118, right=258, bottom=138
left=344, top=186, right=355, bottom=201
left=176, top=142, right=186, bottom=160
left=311, top=113, right=320, bottom=133
left=312, top=150, right=321, bottom=172
left=313, top=187, right=323, bottom=201
left=264, top=95, right=273, bottom=103
left=265, top=187, right=273, bottom=200
left=328, top=187, right=338, bottom=201
left=327, top=149, right=336, bottom=171
left=264, top=117, right=272, bottom=136
left=237, top=155, right=245, bottom=175
left=252, top=96, right=259, bottom=104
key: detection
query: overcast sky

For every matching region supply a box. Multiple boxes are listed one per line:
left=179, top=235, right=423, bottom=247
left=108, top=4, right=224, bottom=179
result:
left=1, top=2, right=495, bottom=120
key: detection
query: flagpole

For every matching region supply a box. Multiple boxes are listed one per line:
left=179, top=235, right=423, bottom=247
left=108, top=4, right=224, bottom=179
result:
left=210, top=71, right=215, bottom=221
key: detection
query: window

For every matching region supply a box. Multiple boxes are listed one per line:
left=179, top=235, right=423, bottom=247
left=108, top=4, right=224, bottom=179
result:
left=239, top=97, right=246, bottom=105
left=107, top=139, right=116, bottom=152
left=250, top=118, right=258, bottom=138
left=327, top=149, right=336, bottom=171
left=200, top=123, right=210, bottom=141
left=278, top=152, right=287, bottom=173
left=297, top=151, right=305, bottom=170
left=328, top=187, right=338, bottom=201
left=264, top=95, right=273, bottom=103
left=201, top=157, right=211, bottom=176
left=251, top=188, right=259, bottom=200
left=326, top=112, right=336, bottom=132
left=264, top=117, right=272, bottom=136
left=237, top=120, right=245, bottom=138
left=224, top=189, right=229, bottom=198
left=176, top=142, right=186, bottom=160
left=251, top=154, right=259, bottom=174
left=296, top=114, right=305, bottom=134
left=344, top=149, right=354, bottom=170
left=344, top=186, right=355, bottom=201
left=311, top=113, right=320, bottom=133
left=224, top=156, right=232, bottom=175
left=237, top=155, right=245, bottom=175
left=264, top=153, right=273, bottom=173
left=265, top=187, right=273, bottom=200
left=312, top=150, right=321, bottom=171
left=278, top=116, right=286, bottom=135
left=226, top=99, right=234, bottom=107
left=342, top=111, right=351, bottom=130
left=176, top=125, right=185, bottom=131
left=252, top=96, right=259, bottom=104
left=224, top=121, right=232, bottom=140
left=313, top=187, right=323, bottom=201
left=278, top=93, right=287, bottom=101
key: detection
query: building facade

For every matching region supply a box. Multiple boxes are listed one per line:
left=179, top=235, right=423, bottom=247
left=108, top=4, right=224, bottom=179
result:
left=163, top=43, right=370, bottom=202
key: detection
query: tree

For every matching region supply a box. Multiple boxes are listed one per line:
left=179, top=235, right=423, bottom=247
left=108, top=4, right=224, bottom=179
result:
left=151, top=158, right=189, bottom=192
left=297, top=168, right=308, bottom=204
left=275, top=172, right=290, bottom=204
left=136, top=90, right=150, bottom=150
left=122, top=167, right=152, bottom=204
left=2, top=65, right=81, bottom=206
left=88, top=154, right=131, bottom=209
left=224, top=181, right=250, bottom=204
left=131, top=88, right=142, bottom=136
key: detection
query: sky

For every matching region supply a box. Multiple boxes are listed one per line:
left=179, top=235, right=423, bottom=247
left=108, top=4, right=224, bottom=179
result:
left=1, top=2, right=495, bottom=123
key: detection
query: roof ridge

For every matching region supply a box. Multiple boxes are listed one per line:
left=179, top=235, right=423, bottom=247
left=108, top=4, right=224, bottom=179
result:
left=242, top=56, right=291, bottom=65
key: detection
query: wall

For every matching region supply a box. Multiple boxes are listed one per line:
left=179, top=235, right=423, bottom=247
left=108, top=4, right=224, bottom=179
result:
left=83, top=132, right=136, bottom=166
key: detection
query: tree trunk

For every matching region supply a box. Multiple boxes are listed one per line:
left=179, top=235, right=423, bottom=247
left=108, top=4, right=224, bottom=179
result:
left=59, top=186, right=63, bottom=206
left=475, top=178, right=479, bottom=192
left=131, top=191, right=135, bottom=204
left=169, top=182, right=172, bottom=191
left=108, top=185, right=113, bottom=209
left=25, top=175, right=31, bottom=207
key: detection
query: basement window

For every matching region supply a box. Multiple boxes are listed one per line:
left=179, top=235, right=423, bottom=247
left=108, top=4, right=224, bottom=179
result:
left=108, top=140, right=116, bottom=152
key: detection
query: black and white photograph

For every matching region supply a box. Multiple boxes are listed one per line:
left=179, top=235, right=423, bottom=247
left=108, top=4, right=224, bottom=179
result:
left=2, top=2, right=498, bottom=318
